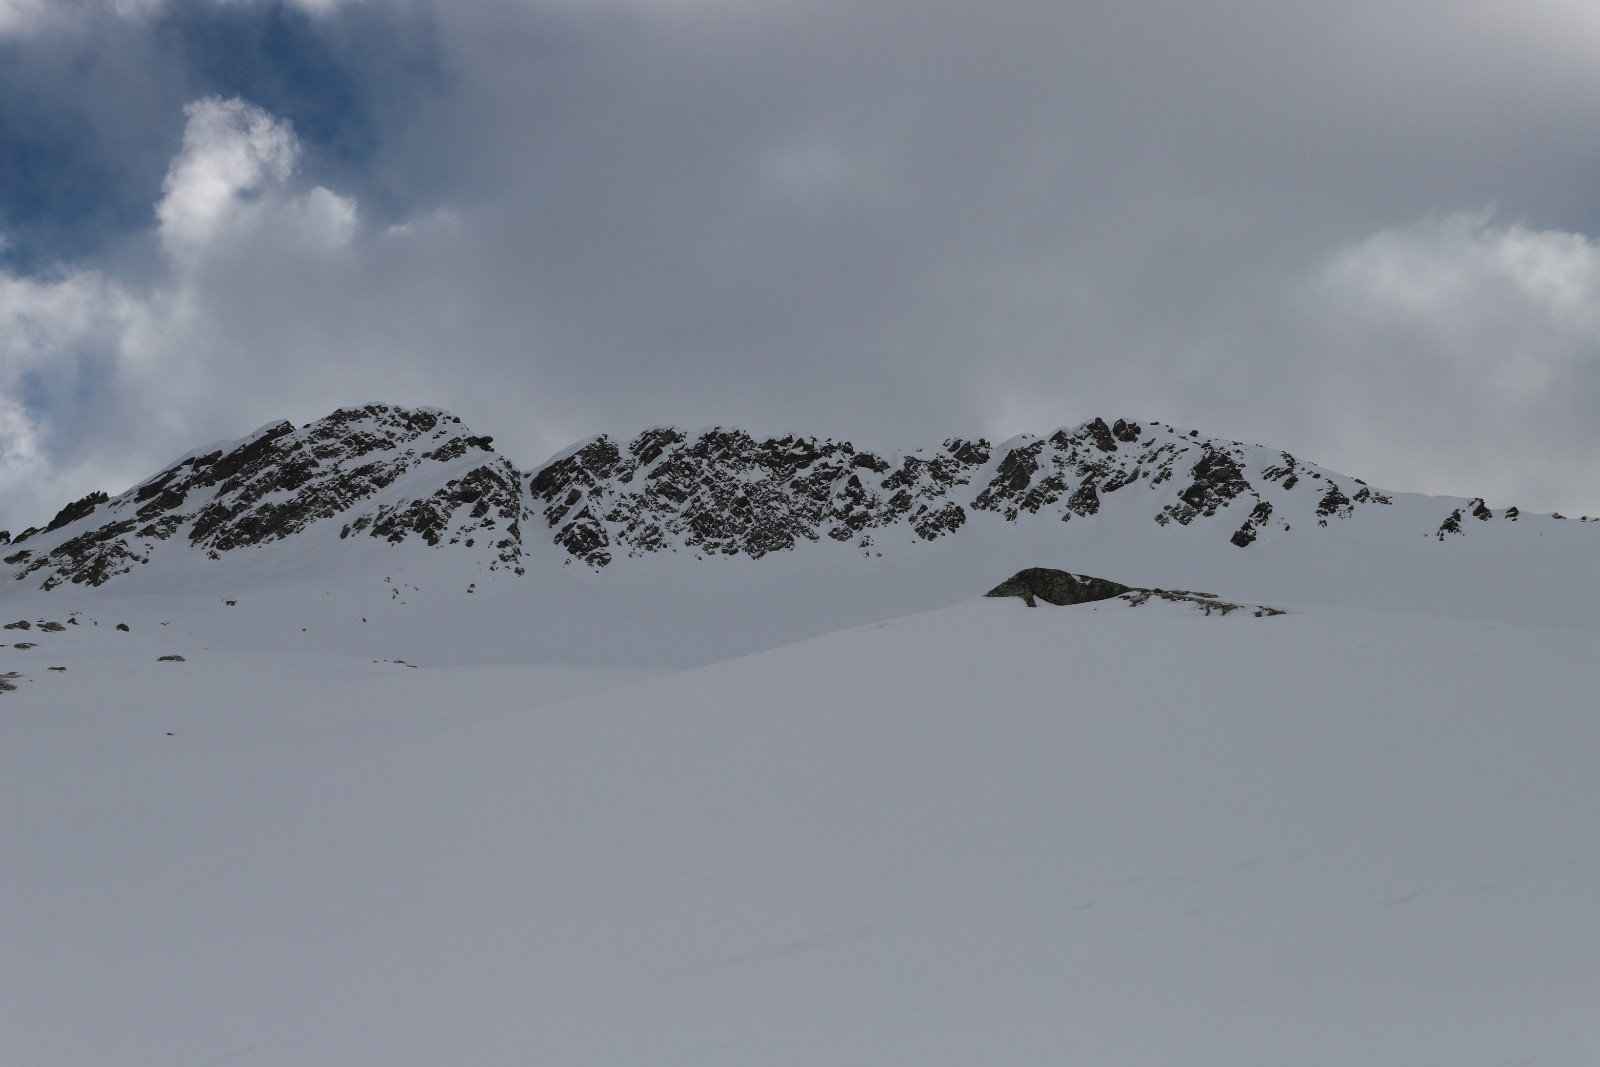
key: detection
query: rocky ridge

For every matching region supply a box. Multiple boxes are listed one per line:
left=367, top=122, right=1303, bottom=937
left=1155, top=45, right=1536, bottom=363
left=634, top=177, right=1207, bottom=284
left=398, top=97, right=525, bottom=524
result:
left=3, top=405, right=529, bottom=589
left=0, top=407, right=1565, bottom=590
left=985, top=566, right=1286, bottom=617
left=528, top=416, right=1404, bottom=566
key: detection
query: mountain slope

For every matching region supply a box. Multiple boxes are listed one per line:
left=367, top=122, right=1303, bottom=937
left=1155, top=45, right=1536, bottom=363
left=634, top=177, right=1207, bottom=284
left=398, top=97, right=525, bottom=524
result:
left=529, top=417, right=1409, bottom=565
left=1, top=404, right=528, bottom=589
left=4, top=406, right=1588, bottom=598
left=3, top=406, right=1595, bottom=1063
left=2, top=595, right=1595, bottom=1065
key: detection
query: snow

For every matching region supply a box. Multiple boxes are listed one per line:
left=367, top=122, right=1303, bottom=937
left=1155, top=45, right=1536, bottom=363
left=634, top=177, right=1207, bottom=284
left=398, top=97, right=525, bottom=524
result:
left=2, top=575, right=1597, bottom=1063
left=2, top=410, right=1597, bottom=1063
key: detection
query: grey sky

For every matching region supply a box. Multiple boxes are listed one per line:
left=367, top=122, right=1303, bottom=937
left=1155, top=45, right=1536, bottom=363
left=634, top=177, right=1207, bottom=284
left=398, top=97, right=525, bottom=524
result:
left=3, top=0, right=1600, bottom=531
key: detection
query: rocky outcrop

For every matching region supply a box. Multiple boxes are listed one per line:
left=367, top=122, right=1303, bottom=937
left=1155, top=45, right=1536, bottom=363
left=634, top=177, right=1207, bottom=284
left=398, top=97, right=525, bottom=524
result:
left=985, top=568, right=1133, bottom=607
left=6, top=404, right=531, bottom=588
left=529, top=428, right=995, bottom=566
left=987, top=566, right=1285, bottom=617
left=527, top=416, right=1400, bottom=566
left=7, top=406, right=1527, bottom=589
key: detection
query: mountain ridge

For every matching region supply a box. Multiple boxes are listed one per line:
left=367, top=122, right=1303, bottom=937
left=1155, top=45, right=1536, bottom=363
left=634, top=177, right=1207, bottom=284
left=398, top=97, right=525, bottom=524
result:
left=1, top=402, right=1589, bottom=592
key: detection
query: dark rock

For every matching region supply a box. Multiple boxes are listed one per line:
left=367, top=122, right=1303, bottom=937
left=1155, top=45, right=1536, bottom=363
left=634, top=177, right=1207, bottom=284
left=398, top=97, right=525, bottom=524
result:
left=629, top=427, right=686, bottom=468
left=944, top=438, right=991, bottom=466
left=22, top=520, right=145, bottom=588
left=44, top=490, right=109, bottom=534
left=9, top=405, right=529, bottom=587
left=37, top=621, right=66, bottom=632
left=994, top=443, right=1041, bottom=491
left=985, top=568, right=1134, bottom=608
left=1065, top=480, right=1100, bottom=517
left=206, top=421, right=295, bottom=484
left=911, top=503, right=966, bottom=541
left=552, top=506, right=611, bottom=567
left=1177, top=447, right=1250, bottom=517
left=115, top=623, right=130, bottom=632
left=133, top=466, right=182, bottom=502
left=1230, top=499, right=1273, bottom=547
left=1350, top=486, right=1392, bottom=506
left=988, top=567, right=1285, bottom=617
left=3, top=408, right=1458, bottom=580
left=4, top=620, right=28, bottom=629
left=1085, top=417, right=1119, bottom=453
left=157, top=654, right=186, bottom=662
left=1121, top=587, right=1285, bottom=617
left=1315, top=485, right=1352, bottom=519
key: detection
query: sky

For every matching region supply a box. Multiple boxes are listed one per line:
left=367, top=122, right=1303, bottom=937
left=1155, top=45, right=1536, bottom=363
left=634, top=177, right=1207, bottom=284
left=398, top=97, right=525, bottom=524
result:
left=3, top=0, right=1600, bottom=532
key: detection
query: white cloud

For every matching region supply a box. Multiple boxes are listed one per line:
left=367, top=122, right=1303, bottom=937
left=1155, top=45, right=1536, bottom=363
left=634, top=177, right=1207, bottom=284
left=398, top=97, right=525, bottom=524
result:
left=1307, top=212, right=1600, bottom=510
left=1324, top=211, right=1600, bottom=333
left=0, top=269, right=144, bottom=528
left=156, top=97, right=355, bottom=260
left=0, top=96, right=366, bottom=531
left=0, top=0, right=41, bottom=33
left=0, top=0, right=368, bottom=33
left=289, top=185, right=360, bottom=253
left=0, top=0, right=165, bottom=36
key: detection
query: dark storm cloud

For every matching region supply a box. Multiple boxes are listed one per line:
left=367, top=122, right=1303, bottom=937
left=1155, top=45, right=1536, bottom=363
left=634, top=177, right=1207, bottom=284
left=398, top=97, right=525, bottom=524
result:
left=4, top=0, right=1600, bottom=531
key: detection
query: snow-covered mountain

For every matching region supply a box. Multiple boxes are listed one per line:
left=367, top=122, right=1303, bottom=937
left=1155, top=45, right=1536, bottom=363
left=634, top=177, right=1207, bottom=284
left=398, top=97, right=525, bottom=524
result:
left=2, top=405, right=530, bottom=588
left=3, top=403, right=1597, bottom=1065
left=2, top=403, right=1584, bottom=592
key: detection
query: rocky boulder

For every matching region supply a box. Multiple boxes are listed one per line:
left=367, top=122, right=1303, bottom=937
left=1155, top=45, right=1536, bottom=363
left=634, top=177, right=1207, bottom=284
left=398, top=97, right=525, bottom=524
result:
left=985, top=568, right=1134, bottom=607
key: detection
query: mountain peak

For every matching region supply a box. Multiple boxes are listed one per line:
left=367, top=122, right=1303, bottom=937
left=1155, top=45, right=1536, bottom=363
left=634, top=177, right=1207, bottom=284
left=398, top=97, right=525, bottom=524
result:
left=4, top=404, right=527, bottom=588
left=1, top=405, right=1577, bottom=592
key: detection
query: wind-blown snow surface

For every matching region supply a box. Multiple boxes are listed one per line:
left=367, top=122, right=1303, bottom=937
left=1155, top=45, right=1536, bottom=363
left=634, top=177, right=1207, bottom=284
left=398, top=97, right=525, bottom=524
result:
left=2, top=587, right=1597, bottom=1064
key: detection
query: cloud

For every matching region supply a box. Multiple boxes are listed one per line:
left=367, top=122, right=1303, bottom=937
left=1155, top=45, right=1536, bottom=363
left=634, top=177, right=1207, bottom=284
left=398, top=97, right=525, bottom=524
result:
left=0, top=95, right=361, bottom=530
left=156, top=96, right=355, bottom=258
left=0, top=0, right=365, bottom=36
left=1303, top=212, right=1600, bottom=510
left=0, top=0, right=46, bottom=35
left=0, top=268, right=143, bottom=531
left=0, top=0, right=166, bottom=36
left=157, top=97, right=299, bottom=253
left=7, top=1, right=1600, bottom=530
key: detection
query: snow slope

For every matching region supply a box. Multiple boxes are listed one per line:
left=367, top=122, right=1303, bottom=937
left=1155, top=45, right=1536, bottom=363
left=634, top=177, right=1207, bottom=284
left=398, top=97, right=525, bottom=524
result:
left=2, top=593, right=1596, bottom=1065
left=2, top=406, right=1595, bottom=1064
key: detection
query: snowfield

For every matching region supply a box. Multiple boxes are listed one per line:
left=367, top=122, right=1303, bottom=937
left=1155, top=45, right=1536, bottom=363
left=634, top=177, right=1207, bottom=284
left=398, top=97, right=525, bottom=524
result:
left=2, top=577, right=1596, bottom=1065
left=2, top=407, right=1597, bottom=1064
